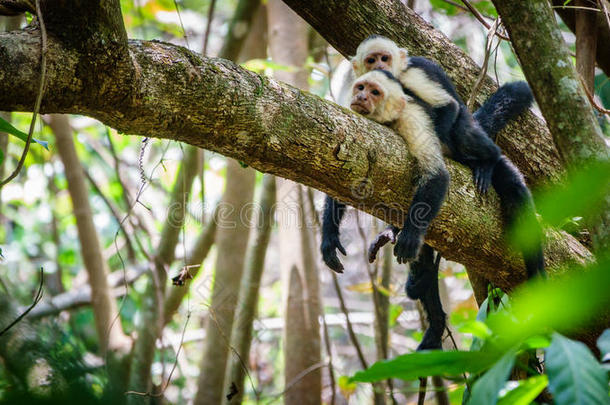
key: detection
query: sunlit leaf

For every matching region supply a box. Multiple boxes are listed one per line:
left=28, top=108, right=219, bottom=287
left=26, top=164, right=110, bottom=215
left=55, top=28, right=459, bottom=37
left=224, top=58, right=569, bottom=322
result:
left=468, top=349, right=516, bottom=405
left=459, top=320, right=492, bottom=340
left=241, top=58, right=295, bottom=73
left=346, top=281, right=374, bottom=293
left=350, top=350, right=494, bottom=383
left=546, top=333, right=609, bottom=405
left=338, top=375, right=356, bottom=398
left=496, top=375, right=548, bottom=405
left=0, top=116, right=49, bottom=150
left=521, top=334, right=551, bottom=350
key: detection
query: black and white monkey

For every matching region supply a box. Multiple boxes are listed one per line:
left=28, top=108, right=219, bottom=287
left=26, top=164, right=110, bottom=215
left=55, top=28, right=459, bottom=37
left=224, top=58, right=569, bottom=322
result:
left=323, top=35, right=543, bottom=278
left=321, top=36, right=545, bottom=351
left=349, top=69, right=450, bottom=269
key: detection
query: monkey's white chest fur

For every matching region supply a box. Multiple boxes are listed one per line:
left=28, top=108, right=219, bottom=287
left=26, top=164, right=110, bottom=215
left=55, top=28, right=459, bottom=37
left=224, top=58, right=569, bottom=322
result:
left=391, top=103, right=446, bottom=176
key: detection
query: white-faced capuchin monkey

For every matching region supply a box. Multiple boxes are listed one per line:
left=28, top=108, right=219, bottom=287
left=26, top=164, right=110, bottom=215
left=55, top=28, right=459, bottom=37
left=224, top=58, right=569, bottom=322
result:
left=349, top=69, right=450, bottom=269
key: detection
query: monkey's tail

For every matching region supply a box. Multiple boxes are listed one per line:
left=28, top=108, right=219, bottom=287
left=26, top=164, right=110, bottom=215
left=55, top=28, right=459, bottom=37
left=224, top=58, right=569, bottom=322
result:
left=491, top=156, right=545, bottom=279
left=474, top=81, right=534, bottom=141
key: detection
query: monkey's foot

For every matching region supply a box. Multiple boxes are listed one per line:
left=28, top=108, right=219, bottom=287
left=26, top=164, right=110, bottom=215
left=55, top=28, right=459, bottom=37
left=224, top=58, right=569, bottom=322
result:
left=321, top=235, right=347, bottom=273
left=473, top=163, right=495, bottom=194
left=394, top=231, right=423, bottom=264
left=368, top=226, right=398, bottom=263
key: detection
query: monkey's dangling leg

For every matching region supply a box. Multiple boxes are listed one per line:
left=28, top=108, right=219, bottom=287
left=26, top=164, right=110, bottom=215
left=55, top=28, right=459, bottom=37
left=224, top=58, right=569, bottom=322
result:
left=406, top=244, right=446, bottom=351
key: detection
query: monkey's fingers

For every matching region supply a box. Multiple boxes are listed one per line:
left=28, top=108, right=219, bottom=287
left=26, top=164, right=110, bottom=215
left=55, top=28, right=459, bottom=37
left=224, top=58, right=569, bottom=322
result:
left=368, top=233, right=391, bottom=263
left=336, top=240, right=347, bottom=256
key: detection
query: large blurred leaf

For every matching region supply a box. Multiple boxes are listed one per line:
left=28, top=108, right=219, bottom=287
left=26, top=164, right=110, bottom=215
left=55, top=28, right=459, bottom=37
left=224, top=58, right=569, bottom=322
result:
left=484, top=258, right=610, bottom=352
left=496, top=375, right=548, bottom=405
left=546, top=333, right=610, bottom=405
left=467, top=349, right=516, bottom=405
left=350, top=350, right=494, bottom=383
left=0, top=116, right=49, bottom=150
left=535, top=159, right=610, bottom=228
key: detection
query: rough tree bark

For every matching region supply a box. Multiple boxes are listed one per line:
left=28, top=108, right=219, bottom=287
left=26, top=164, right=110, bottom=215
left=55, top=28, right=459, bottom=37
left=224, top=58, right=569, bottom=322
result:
left=269, top=1, right=321, bottom=403
left=491, top=0, right=609, bottom=255
left=0, top=0, right=593, bottom=292
left=49, top=115, right=130, bottom=354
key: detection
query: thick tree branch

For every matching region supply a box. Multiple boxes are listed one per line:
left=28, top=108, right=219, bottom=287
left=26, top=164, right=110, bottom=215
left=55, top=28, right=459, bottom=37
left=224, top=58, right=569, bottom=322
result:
left=0, top=30, right=590, bottom=290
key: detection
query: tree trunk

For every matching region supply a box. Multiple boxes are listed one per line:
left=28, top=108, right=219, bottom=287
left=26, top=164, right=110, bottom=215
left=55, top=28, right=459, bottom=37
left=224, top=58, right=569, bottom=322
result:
left=224, top=174, right=276, bottom=404
left=193, top=160, right=256, bottom=405
left=491, top=0, right=610, bottom=255
left=575, top=0, right=598, bottom=91
left=49, top=114, right=129, bottom=354
left=268, top=2, right=322, bottom=403
left=552, top=0, right=610, bottom=77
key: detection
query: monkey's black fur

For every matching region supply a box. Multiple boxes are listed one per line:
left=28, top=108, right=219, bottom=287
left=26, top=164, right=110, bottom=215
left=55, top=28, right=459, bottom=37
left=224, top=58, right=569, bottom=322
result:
left=407, top=244, right=446, bottom=350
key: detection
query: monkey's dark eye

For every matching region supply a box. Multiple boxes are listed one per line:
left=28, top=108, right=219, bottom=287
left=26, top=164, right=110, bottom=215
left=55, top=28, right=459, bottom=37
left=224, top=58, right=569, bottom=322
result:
left=381, top=55, right=389, bottom=62
left=357, top=84, right=365, bottom=91
left=372, top=89, right=380, bottom=96
left=367, top=58, right=375, bottom=64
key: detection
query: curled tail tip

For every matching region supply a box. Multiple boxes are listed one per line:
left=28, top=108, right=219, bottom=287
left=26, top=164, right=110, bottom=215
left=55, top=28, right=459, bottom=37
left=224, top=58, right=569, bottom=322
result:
left=504, top=81, right=534, bottom=108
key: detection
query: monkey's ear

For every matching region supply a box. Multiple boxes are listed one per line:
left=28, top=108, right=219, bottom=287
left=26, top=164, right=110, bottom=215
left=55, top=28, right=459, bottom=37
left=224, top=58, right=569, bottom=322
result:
left=351, top=58, right=359, bottom=73
left=398, top=48, right=409, bottom=70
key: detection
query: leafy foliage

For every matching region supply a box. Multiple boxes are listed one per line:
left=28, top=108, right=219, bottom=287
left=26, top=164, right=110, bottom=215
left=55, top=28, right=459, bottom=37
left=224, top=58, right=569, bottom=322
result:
left=546, top=333, right=610, bottom=405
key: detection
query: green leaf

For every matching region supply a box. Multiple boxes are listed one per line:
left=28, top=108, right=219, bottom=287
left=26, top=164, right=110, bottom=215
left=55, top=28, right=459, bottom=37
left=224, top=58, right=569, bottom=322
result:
left=459, top=320, right=492, bottom=340
left=497, top=375, right=548, bottom=405
left=468, top=349, right=516, bottom=405
left=350, top=350, right=494, bottom=383
left=546, top=333, right=610, bottom=405
left=0, top=116, right=49, bottom=150
left=0, top=148, right=3, bottom=167
left=521, top=334, right=551, bottom=350
left=597, top=329, right=610, bottom=362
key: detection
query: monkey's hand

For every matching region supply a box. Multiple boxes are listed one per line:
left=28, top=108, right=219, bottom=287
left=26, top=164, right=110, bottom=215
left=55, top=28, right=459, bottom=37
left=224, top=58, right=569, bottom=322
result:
left=368, top=226, right=399, bottom=263
left=321, top=234, right=347, bottom=273
left=472, top=163, right=495, bottom=194
left=393, top=230, right=423, bottom=264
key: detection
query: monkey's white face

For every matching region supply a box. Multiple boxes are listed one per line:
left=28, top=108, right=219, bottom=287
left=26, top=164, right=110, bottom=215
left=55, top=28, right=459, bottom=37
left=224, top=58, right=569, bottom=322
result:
left=350, top=71, right=406, bottom=123
left=350, top=79, right=385, bottom=116
left=353, top=37, right=407, bottom=76
left=362, top=50, right=394, bottom=72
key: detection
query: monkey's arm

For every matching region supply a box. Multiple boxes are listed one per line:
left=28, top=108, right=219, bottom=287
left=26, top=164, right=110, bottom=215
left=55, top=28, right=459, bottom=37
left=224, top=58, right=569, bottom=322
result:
left=321, top=195, right=347, bottom=273
left=394, top=168, right=450, bottom=264
left=368, top=225, right=400, bottom=263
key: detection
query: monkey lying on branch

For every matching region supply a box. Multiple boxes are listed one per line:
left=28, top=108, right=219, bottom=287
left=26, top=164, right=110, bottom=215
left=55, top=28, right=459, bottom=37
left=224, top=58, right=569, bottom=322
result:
left=322, top=36, right=545, bottom=352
